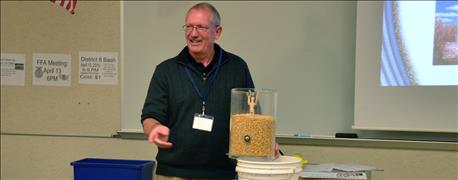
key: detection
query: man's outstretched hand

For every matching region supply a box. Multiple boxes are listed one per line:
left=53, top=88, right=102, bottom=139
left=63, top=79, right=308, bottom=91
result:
left=148, top=124, right=173, bottom=149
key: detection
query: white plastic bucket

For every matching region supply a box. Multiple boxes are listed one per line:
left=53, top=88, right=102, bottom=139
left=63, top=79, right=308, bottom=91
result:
left=236, top=156, right=302, bottom=180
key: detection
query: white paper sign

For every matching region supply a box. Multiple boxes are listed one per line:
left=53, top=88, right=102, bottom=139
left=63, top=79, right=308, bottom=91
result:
left=32, top=53, right=71, bottom=86
left=79, top=51, right=118, bottom=85
left=1, top=53, right=26, bottom=86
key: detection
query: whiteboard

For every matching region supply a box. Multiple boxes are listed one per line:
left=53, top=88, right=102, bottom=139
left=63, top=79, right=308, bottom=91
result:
left=353, top=1, right=458, bottom=133
left=122, top=1, right=458, bottom=141
left=122, top=1, right=358, bottom=136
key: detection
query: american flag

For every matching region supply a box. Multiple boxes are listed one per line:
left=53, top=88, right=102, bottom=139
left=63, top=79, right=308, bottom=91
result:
left=50, top=0, right=77, bottom=15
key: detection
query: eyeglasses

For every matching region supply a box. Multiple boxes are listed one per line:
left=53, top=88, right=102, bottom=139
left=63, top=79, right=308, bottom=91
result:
left=182, top=24, right=211, bottom=33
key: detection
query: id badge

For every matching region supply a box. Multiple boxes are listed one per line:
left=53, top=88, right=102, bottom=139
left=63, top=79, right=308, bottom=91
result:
left=192, top=113, right=214, bottom=132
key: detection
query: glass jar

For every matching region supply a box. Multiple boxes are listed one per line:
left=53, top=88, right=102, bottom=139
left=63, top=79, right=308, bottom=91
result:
left=228, top=88, right=277, bottom=160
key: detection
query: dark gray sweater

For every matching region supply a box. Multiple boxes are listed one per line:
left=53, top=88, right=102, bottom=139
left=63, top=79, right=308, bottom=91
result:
left=141, top=44, right=254, bottom=179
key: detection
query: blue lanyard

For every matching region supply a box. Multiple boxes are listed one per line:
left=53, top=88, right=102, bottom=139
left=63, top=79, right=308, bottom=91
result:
left=183, top=48, right=223, bottom=114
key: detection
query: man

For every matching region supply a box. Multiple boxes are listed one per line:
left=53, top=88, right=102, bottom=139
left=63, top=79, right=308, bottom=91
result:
left=141, top=2, right=254, bottom=179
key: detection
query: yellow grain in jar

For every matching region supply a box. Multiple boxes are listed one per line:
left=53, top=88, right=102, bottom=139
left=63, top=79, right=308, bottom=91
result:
left=229, top=113, right=275, bottom=157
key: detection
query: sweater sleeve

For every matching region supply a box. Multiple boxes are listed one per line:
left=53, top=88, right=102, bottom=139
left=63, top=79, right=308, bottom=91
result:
left=141, top=64, right=169, bottom=125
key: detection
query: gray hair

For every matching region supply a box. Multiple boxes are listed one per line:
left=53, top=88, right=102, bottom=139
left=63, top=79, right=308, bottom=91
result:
left=186, top=2, right=221, bottom=26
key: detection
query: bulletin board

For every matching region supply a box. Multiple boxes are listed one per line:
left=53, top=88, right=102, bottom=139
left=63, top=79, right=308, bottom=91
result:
left=1, top=1, right=121, bottom=137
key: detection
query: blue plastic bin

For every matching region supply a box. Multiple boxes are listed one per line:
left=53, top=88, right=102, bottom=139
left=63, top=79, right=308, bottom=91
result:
left=70, top=158, right=154, bottom=180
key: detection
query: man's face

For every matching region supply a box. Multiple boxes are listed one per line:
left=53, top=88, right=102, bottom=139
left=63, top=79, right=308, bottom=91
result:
left=184, top=8, right=221, bottom=57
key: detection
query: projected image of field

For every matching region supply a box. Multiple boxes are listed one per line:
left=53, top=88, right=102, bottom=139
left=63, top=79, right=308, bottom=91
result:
left=380, top=1, right=458, bottom=86
left=433, top=1, right=458, bottom=65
